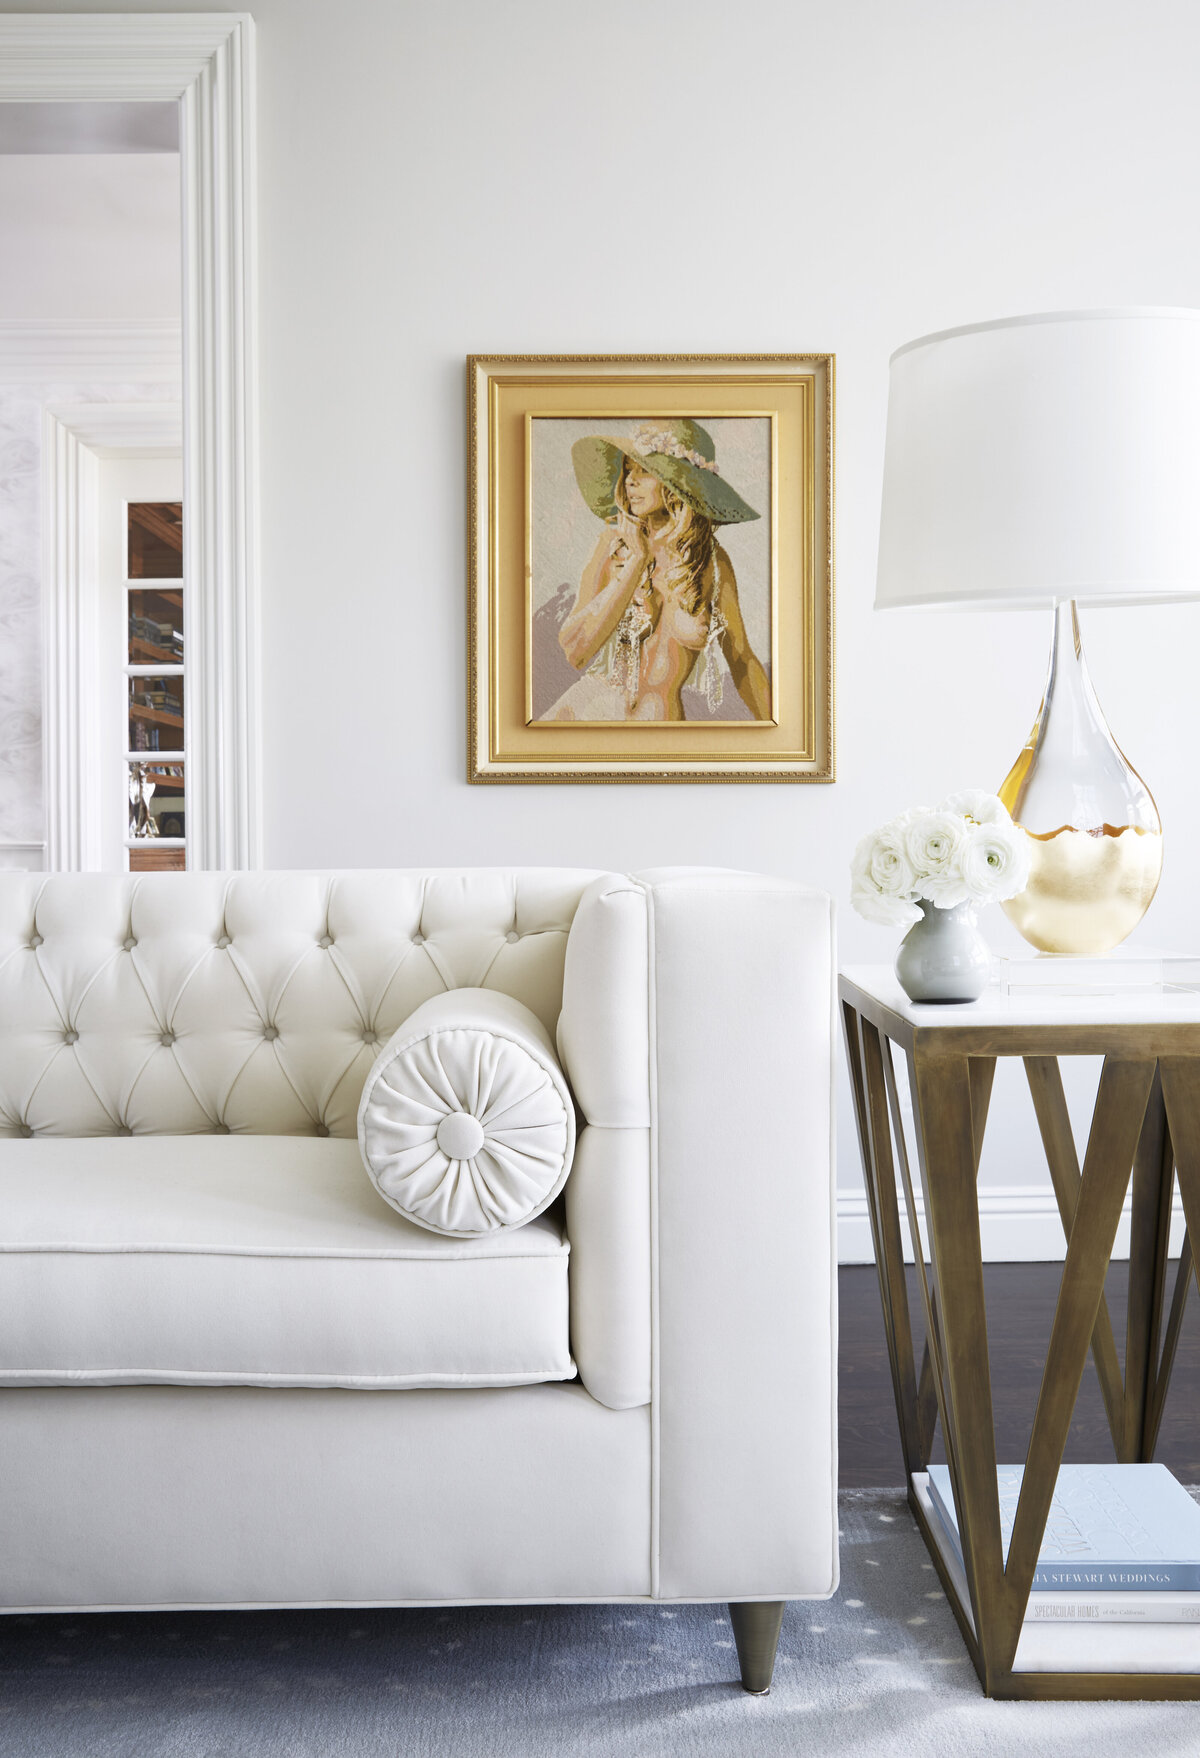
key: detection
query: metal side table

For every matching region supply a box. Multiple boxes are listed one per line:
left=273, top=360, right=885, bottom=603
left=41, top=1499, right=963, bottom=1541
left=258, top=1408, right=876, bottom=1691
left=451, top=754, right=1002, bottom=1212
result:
left=841, top=966, right=1200, bottom=1700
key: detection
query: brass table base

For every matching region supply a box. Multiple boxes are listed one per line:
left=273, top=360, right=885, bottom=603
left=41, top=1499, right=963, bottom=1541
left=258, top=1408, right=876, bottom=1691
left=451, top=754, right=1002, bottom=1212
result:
left=841, top=973, right=1200, bottom=1700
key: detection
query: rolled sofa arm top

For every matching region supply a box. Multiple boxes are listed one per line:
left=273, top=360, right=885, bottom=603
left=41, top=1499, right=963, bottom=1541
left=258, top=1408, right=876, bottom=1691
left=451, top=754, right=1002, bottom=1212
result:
left=558, top=868, right=833, bottom=1131
left=557, top=875, right=651, bottom=1129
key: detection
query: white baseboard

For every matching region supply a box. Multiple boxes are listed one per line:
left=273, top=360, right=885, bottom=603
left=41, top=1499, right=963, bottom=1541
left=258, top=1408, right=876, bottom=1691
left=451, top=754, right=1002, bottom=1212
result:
left=0, top=840, right=45, bottom=872
left=837, top=1184, right=1187, bottom=1265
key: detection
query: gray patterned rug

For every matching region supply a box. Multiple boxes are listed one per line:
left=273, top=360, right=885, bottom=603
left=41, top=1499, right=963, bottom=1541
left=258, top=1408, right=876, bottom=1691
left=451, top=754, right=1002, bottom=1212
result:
left=1, top=1490, right=1197, bottom=1757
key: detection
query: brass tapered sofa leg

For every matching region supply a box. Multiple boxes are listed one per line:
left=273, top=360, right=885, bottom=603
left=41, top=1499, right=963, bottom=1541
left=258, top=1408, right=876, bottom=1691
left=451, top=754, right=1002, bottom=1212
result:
left=728, top=1600, right=785, bottom=1694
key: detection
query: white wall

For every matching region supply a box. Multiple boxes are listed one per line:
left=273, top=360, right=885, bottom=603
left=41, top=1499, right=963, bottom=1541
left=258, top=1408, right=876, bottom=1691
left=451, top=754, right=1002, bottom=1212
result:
left=10, top=0, right=1200, bottom=1251
left=0, top=151, right=181, bottom=861
left=0, top=155, right=180, bottom=320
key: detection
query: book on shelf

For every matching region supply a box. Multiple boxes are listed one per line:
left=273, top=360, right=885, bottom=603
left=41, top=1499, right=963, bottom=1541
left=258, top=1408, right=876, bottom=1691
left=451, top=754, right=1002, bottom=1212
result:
left=912, top=1474, right=1200, bottom=1666
left=1024, top=1592, right=1200, bottom=1623
left=927, top=1463, right=1200, bottom=1620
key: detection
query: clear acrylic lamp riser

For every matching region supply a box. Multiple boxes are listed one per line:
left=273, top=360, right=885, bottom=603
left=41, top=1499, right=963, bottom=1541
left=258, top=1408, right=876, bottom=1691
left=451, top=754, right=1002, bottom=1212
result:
left=998, top=600, right=1161, bottom=955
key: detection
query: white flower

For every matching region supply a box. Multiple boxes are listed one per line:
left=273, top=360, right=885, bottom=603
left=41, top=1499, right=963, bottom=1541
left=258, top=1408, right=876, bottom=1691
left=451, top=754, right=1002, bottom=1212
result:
left=938, top=789, right=1010, bottom=827
left=850, top=827, right=922, bottom=928
left=959, top=820, right=1032, bottom=902
left=902, top=811, right=970, bottom=908
left=851, top=789, right=1032, bottom=927
left=867, top=823, right=919, bottom=898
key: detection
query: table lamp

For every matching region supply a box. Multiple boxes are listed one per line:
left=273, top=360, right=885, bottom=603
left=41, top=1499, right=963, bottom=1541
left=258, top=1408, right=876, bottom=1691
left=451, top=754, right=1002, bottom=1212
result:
left=875, top=308, right=1200, bottom=955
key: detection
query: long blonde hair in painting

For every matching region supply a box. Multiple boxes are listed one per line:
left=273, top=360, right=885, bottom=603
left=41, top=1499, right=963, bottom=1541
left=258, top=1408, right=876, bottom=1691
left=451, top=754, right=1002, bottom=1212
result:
left=613, top=461, right=727, bottom=707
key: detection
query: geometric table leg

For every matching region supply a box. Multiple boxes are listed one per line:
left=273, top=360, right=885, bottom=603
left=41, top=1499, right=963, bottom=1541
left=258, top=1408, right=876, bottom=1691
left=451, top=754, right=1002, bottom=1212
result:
left=914, top=1052, right=1156, bottom=1690
left=1024, top=1055, right=1128, bottom=1454
left=997, top=1056, right=1156, bottom=1673
left=1161, top=1059, right=1200, bottom=1303
left=910, top=1051, right=1007, bottom=1688
left=843, top=1008, right=924, bottom=1480
left=1124, top=1068, right=1174, bottom=1461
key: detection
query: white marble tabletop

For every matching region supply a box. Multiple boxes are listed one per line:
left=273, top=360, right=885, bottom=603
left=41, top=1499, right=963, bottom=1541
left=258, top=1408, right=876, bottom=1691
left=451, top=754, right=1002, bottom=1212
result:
left=840, top=965, right=1200, bottom=1031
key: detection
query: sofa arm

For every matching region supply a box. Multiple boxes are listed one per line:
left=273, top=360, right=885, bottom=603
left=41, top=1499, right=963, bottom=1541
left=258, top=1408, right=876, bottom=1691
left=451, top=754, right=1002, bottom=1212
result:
left=559, top=868, right=837, bottom=1601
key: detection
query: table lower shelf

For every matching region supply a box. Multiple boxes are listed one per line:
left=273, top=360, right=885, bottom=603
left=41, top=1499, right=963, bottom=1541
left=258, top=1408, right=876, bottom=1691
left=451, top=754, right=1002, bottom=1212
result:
left=912, top=1472, right=1200, bottom=1681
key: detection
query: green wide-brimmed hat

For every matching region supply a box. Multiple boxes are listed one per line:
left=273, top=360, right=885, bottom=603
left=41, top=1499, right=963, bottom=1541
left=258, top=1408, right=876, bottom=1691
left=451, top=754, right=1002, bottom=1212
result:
left=571, top=419, right=760, bottom=527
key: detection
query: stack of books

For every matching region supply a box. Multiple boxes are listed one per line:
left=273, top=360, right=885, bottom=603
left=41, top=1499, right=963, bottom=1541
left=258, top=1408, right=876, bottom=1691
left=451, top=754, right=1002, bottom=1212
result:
left=928, top=1462, right=1200, bottom=1621
left=916, top=1462, right=1200, bottom=1673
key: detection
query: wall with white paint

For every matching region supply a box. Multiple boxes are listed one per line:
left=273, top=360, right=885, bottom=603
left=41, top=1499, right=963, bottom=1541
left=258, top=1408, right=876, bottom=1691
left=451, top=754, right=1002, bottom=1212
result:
left=6, top=0, right=1200, bottom=1253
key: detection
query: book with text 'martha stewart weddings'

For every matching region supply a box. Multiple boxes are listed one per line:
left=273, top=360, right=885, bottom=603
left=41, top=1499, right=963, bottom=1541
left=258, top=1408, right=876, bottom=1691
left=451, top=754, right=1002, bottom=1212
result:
left=927, top=1463, right=1200, bottom=1621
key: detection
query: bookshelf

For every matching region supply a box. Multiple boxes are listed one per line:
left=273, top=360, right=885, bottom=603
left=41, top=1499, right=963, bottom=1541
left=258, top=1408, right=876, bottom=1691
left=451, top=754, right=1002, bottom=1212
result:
left=125, top=504, right=185, bottom=873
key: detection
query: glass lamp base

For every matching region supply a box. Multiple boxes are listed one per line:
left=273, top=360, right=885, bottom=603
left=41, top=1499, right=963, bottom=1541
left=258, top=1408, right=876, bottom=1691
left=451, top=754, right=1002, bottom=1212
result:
left=1000, top=826, right=1163, bottom=956
left=998, top=602, right=1161, bottom=957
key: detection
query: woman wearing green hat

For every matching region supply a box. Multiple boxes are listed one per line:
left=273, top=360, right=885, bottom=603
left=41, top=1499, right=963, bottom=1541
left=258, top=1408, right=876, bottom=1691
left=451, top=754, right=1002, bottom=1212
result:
left=545, top=420, right=770, bottom=723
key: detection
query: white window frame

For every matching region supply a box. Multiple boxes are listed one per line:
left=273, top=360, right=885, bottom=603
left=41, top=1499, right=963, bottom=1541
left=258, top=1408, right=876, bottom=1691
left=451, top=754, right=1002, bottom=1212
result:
left=44, top=410, right=184, bottom=870
left=5, top=13, right=261, bottom=870
left=108, top=463, right=187, bottom=872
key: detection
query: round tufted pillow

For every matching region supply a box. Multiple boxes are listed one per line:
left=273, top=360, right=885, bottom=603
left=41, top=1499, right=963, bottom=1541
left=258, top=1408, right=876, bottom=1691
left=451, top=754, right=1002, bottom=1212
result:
left=357, top=989, right=576, bottom=1237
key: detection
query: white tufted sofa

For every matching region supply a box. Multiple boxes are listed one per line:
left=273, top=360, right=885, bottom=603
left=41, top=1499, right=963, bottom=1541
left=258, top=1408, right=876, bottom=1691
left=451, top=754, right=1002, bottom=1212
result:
left=0, top=866, right=836, bottom=1692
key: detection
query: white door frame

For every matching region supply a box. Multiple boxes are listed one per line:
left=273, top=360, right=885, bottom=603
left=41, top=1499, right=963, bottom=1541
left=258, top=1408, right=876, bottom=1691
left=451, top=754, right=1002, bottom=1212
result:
left=2, top=13, right=260, bottom=869
left=43, top=405, right=183, bottom=871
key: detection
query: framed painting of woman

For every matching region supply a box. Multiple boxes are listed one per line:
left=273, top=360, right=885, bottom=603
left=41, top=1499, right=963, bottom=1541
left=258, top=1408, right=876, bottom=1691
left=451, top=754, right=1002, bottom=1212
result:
left=468, top=354, right=833, bottom=783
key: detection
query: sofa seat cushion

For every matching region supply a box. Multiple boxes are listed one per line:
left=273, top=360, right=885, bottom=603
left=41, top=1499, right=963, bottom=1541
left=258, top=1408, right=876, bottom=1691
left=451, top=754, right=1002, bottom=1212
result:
left=0, top=1137, right=574, bottom=1390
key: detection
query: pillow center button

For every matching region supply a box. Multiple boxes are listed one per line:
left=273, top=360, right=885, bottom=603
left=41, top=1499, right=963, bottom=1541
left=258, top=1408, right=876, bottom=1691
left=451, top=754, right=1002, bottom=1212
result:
left=435, top=1112, right=485, bottom=1161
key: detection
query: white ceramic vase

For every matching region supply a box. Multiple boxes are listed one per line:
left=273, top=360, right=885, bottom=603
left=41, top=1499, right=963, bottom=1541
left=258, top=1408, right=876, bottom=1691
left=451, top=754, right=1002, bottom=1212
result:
left=894, top=900, right=991, bottom=1004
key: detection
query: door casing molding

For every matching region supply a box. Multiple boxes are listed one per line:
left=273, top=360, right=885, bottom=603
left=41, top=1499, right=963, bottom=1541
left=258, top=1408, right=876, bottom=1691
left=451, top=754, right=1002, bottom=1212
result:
left=1, top=13, right=260, bottom=869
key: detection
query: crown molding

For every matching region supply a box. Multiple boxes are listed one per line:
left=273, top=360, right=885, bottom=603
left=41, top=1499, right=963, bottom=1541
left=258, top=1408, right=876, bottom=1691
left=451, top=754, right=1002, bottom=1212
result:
left=0, top=322, right=182, bottom=386
left=44, top=401, right=182, bottom=457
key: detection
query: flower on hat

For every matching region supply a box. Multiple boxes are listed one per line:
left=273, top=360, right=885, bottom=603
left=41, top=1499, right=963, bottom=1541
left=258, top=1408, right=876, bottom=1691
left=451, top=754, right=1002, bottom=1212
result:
left=630, top=424, right=720, bottom=474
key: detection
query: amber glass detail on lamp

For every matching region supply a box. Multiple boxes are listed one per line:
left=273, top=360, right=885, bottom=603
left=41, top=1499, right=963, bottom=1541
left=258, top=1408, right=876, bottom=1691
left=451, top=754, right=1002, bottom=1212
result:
left=998, top=601, right=1162, bottom=955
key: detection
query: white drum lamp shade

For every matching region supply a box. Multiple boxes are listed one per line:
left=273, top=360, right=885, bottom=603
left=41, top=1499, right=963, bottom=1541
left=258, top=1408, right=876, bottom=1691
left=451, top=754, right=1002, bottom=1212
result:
left=876, top=308, right=1200, bottom=611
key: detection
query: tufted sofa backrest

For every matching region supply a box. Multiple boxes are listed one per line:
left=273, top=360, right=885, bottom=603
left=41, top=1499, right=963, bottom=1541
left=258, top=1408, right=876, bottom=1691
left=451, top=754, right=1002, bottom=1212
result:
left=0, top=869, right=602, bottom=1138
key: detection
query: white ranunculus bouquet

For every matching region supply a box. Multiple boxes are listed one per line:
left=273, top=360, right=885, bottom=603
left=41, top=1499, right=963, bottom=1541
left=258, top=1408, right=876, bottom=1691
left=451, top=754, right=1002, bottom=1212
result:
left=851, top=791, right=1031, bottom=927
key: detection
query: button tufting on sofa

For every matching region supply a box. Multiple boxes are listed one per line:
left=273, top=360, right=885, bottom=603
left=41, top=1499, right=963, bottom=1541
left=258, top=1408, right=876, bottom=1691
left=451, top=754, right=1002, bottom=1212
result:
left=29, top=934, right=42, bottom=948
left=215, top=1122, right=231, bottom=1134
left=318, top=934, right=333, bottom=948
left=0, top=869, right=599, bottom=1139
left=18, top=1122, right=33, bottom=1137
left=362, top=1028, right=378, bottom=1045
left=160, top=1031, right=175, bottom=1047
left=123, top=937, right=136, bottom=952
left=506, top=930, right=520, bottom=943
left=63, top=1029, right=78, bottom=1045
left=314, top=1121, right=330, bottom=1137
left=263, top=1024, right=279, bottom=1041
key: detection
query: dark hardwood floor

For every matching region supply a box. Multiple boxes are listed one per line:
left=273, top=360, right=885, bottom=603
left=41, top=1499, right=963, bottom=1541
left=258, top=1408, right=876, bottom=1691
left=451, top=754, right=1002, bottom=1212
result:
left=839, top=1260, right=1200, bottom=1486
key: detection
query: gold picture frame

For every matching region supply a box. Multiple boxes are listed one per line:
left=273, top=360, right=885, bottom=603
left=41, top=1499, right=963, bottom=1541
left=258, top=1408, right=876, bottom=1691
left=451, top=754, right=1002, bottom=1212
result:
left=468, top=354, right=834, bottom=783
